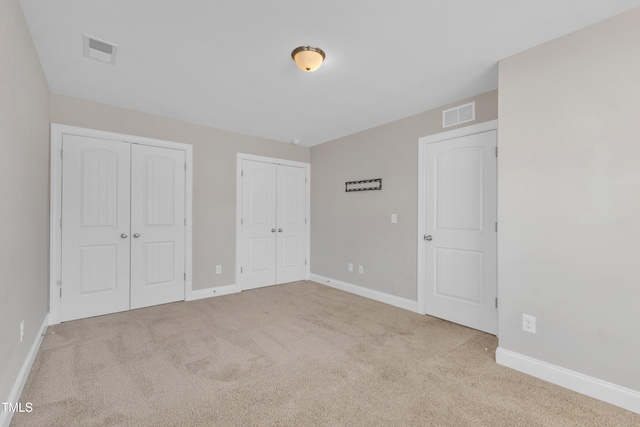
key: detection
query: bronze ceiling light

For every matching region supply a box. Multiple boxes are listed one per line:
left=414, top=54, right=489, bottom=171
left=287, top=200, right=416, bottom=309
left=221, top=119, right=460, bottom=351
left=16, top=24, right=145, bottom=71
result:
left=291, top=46, right=325, bottom=72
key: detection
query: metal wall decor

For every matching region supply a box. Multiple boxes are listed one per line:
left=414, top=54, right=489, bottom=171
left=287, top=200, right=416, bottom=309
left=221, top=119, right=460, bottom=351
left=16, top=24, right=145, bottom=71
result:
left=345, top=178, right=382, bottom=192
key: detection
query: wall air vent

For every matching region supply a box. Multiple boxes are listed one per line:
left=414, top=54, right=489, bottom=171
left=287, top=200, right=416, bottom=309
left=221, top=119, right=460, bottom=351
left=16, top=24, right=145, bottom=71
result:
left=83, top=34, right=118, bottom=65
left=442, top=101, right=475, bottom=128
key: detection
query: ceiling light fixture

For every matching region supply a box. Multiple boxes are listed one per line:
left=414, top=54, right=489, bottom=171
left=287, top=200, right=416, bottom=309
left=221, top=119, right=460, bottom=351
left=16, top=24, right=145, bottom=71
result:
left=291, top=46, right=325, bottom=72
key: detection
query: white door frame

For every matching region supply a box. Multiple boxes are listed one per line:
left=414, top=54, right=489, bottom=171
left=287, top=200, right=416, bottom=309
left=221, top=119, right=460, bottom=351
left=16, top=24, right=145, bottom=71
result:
left=235, top=153, right=310, bottom=289
left=49, top=124, right=193, bottom=325
left=417, top=120, right=498, bottom=315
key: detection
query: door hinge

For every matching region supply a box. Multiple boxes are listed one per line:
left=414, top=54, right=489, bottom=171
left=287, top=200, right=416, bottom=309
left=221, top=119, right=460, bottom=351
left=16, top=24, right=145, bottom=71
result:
left=495, top=222, right=498, bottom=232
left=184, top=163, right=187, bottom=171
left=495, top=298, right=498, bottom=308
left=60, top=149, right=63, bottom=159
left=305, top=177, right=308, bottom=184
left=60, top=218, right=62, bottom=228
left=495, top=147, right=498, bottom=157
left=241, top=170, right=244, bottom=177
left=240, top=267, right=243, bottom=274
left=305, top=259, right=307, bottom=266
left=184, top=273, right=186, bottom=281
left=305, top=218, right=307, bottom=224
left=60, top=288, right=62, bottom=298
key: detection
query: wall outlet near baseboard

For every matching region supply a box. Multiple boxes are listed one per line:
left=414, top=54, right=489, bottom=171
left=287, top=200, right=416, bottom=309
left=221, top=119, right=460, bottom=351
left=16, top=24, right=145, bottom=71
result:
left=216, top=265, right=222, bottom=274
left=522, top=314, right=536, bottom=334
left=358, top=265, right=364, bottom=274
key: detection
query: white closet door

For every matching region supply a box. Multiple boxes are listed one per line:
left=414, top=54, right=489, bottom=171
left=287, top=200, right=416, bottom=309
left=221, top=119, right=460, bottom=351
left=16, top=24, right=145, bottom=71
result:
left=130, top=144, right=186, bottom=309
left=60, top=134, right=131, bottom=321
left=276, top=165, right=307, bottom=284
left=241, top=160, right=277, bottom=289
left=423, top=130, right=497, bottom=334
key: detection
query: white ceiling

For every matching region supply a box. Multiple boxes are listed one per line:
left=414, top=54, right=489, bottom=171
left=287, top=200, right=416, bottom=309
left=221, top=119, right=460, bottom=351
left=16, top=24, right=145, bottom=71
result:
left=19, top=1, right=640, bottom=146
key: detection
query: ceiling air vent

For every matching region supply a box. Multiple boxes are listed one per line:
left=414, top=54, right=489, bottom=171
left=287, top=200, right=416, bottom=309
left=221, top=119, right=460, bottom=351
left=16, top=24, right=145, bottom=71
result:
left=83, top=34, right=118, bottom=65
left=442, top=101, right=475, bottom=128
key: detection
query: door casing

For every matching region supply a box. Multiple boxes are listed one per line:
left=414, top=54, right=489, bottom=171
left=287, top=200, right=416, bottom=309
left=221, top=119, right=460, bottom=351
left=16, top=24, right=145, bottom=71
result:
left=236, top=153, right=310, bottom=290
left=417, top=120, right=498, bottom=326
left=49, top=124, right=193, bottom=325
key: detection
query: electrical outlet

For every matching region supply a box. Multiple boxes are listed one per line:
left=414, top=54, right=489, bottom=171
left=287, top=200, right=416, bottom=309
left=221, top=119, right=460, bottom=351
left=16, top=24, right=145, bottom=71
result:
left=391, top=213, right=397, bottom=223
left=20, top=320, right=24, bottom=343
left=358, top=265, right=364, bottom=274
left=348, top=263, right=353, bottom=272
left=216, top=265, right=222, bottom=274
left=522, top=314, right=536, bottom=334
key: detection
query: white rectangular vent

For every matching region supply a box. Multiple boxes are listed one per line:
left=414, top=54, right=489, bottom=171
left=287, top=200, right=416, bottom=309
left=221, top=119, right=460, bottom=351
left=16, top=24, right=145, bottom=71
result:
left=83, top=34, right=118, bottom=65
left=442, top=102, right=475, bottom=128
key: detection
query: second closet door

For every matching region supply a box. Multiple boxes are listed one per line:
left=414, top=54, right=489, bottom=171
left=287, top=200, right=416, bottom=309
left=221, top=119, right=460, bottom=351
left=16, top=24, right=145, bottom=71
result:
left=275, top=164, right=307, bottom=284
left=130, top=144, right=186, bottom=309
left=241, top=160, right=307, bottom=290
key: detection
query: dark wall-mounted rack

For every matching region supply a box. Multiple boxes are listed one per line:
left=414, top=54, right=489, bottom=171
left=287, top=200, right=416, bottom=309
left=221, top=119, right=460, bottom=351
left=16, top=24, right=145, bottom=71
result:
left=345, top=178, right=382, bottom=192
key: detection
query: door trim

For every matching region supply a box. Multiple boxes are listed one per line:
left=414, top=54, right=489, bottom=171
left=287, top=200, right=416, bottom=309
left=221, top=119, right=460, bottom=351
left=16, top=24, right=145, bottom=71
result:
left=235, top=153, right=311, bottom=290
left=49, top=124, right=193, bottom=325
left=417, top=120, right=498, bottom=316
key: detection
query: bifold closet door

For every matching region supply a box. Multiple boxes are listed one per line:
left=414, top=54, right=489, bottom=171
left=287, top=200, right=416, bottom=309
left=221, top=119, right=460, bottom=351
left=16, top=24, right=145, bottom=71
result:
left=241, top=161, right=277, bottom=289
left=60, top=134, right=131, bottom=321
left=60, top=135, right=186, bottom=321
left=240, top=160, right=307, bottom=290
left=130, top=144, right=186, bottom=309
left=275, top=165, right=307, bottom=284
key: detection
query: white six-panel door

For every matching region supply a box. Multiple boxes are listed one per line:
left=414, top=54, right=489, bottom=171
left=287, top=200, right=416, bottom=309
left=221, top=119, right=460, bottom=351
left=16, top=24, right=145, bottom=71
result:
left=60, top=134, right=186, bottom=321
left=423, top=130, right=497, bottom=334
left=130, top=144, right=186, bottom=309
left=61, top=135, right=132, bottom=321
left=240, top=159, right=308, bottom=289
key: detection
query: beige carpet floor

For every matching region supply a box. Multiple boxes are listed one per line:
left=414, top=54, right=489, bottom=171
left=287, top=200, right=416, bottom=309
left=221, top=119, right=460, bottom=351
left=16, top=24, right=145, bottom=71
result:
left=11, top=281, right=640, bottom=426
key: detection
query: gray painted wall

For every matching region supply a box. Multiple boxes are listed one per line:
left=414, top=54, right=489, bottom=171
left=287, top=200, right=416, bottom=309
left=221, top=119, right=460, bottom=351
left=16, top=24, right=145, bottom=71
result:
left=49, top=94, right=310, bottom=291
left=310, top=91, right=498, bottom=301
left=0, top=0, right=50, bottom=405
left=498, top=8, right=640, bottom=391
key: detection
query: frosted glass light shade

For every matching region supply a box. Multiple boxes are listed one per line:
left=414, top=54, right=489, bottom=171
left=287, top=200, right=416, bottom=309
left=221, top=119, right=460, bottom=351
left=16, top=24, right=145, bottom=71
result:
left=291, top=46, right=325, bottom=72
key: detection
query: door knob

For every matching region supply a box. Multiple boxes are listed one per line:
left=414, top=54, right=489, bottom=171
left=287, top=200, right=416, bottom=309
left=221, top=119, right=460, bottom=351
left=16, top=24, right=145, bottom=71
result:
left=133, top=233, right=141, bottom=238
left=121, top=233, right=128, bottom=239
left=424, top=235, right=433, bottom=241
left=278, top=228, right=283, bottom=232
left=271, top=228, right=276, bottom=233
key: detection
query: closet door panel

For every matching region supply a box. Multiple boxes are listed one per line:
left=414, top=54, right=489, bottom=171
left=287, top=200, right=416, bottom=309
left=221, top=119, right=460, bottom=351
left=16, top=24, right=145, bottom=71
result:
left=240, top=160, right=277, bottom=289
left=60, top=134, right=131, bottom=321
left=276, top=165, right=307, bottom=284
left=130, top=144, right=186, bottom=309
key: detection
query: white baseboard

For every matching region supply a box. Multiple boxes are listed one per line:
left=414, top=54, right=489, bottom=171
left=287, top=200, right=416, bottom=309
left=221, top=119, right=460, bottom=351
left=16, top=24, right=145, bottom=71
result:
left=496, top=347, right=640, bottom=414
left=187, top=284, right=240, bottom=301
left=1, top=313, right=49, bottom=427
left=309, top=274, right=419, bottom=314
